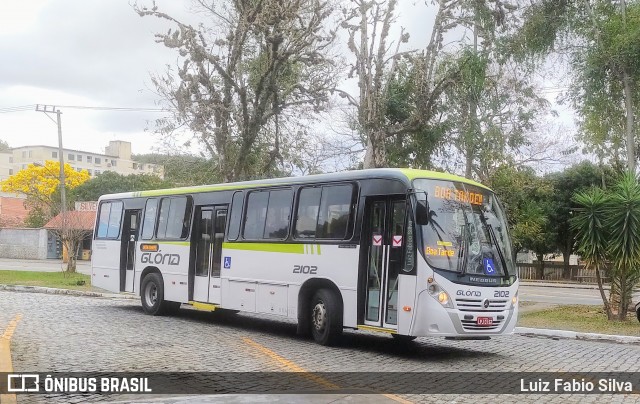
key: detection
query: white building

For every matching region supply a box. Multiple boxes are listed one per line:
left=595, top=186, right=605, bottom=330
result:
left=0, top=140, right=164, bottom=181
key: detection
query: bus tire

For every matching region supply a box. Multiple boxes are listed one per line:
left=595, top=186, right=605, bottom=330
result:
left=391, top=334, right=417, bottom=343
left=310, top=289, right=342, bottom=346
left=141, top=273, right=168, bottom=316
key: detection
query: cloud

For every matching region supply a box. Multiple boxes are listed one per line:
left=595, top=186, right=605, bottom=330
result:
left=0, top=0, right=185, bottom=105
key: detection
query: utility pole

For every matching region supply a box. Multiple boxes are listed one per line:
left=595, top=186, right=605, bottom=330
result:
left=36, top=104, right=67, bottom=215
left=35, top=105, right=66, bottom=214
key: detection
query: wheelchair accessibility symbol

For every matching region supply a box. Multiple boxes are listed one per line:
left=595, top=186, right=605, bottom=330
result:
left=483, top=258, right=496, bottom=275
left=223, top=257, right=232, bottom=269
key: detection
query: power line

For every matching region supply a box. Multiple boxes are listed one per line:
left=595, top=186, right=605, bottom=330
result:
left=58, top=105, right=170, bottom=112
left=0, top=104, right=37, bottom=113
left=0, top=104, right=172, bottom=114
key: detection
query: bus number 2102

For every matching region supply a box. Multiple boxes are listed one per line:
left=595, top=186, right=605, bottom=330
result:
left=293, top=265, right=318, bottom=274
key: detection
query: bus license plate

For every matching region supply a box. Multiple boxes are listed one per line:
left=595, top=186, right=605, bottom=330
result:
left=476, top=317, right=493, bottom=326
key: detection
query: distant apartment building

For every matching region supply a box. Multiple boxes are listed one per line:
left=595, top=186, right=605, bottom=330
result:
left=0, top=140, right=164, bottom=181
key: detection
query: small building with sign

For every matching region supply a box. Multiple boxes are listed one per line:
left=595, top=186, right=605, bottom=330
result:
left=44, top=209, right=97, bottom=261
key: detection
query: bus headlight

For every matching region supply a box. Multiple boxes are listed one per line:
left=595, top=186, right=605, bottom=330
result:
left=428, top=283, right=452, bottom=308
left=511, top=292, right=518, bottom=307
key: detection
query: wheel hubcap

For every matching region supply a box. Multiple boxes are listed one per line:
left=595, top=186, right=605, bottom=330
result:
left=312, top=301, right=326, bottom=332
left=146, top=283, right=157, bottom=307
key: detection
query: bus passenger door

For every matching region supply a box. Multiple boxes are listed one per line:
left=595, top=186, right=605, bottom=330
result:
left=363, top=196, right=407, bottom=329
left=209, top=208, right=227, bottom=304
left=121, top=209, right=141, bottom=293
left=193, top=206, right=227, bottom=304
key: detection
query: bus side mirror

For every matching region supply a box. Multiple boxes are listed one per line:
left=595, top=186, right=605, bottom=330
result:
left=415, top=200, right=429, bottom=225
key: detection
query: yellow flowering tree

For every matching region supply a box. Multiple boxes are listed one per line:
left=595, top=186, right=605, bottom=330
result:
left=1, top=161, right=90, bottom=225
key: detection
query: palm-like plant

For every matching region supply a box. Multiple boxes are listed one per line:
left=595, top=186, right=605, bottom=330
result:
left=571, top=187, right=612, bottom=318
left=606, top=173, right=640, bottom=319
left=571, top=172, right=640, bottom=321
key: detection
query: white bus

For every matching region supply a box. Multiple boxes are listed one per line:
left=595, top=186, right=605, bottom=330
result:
left=92, top=168, right=519, bottom=345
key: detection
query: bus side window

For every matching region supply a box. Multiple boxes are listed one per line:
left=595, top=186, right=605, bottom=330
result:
left=96, top=203, right=111, bottom=238
left=96, top=201, right=123, bottom=239
left=317, top=184, right=352, bottom=239
left=157, top=197, right=191, bottom=239
left=141, top=199, right=158, bottom=240
left=243, top=191, right=269, bottom=240
left=264, top=189, right=293, bottom=239
left=227, top=191, right=243, bottom=241
left=295, top=187, right=321, bottom=239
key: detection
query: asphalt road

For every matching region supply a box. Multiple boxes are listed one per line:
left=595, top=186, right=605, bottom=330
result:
left=1, top=290, right=640, bottom=403
left=519, top=284, right=606, bottom=306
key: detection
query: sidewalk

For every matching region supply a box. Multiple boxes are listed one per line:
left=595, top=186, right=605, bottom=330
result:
left=0, top=258, right=91, bottom=275
left=520, top=280, right=608, bottom=290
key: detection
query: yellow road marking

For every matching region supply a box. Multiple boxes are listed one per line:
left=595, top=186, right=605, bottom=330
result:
left=1, top=314, right=23, bottom=404
left=241, top=337, right=412, bottom=403
left=242, top=337, right=338, bottom=389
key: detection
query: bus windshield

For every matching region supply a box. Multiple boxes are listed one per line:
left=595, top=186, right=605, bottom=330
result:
left=413, top=179, right=514, bottom=277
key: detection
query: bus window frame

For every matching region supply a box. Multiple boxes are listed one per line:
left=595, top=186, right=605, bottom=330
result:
left=292, top=182, right=357, bottom=242
left=241, top=187, right=294, bottom=242
left=227, top=191, right=244, bottom=242
left=141, top=198, right=159, bottom=241
left=95, top=200, right=124, bottom=240
left=155, top=195, right=193, bottom=241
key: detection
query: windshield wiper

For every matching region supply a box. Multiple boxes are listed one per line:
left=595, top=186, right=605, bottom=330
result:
left=457, top=214, right=470, bottom=276
left=486, top=223, right=510, bottom=281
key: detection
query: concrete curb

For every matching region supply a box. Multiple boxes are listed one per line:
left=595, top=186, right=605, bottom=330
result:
left=515, top=327, right=640, bottom=345
left=0, top=284, right=136, bottom=299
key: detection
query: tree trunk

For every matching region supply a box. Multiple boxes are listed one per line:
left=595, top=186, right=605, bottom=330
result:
left=363, top=130, right=387, bottom=168
left=562, top=245, right=571, bottom=280
left=622, top=68, right=636, bottom=173
left=64, top=239, right=77, bottom=273
left=536, top=253, right=545, bottom=280
left=608, top=278, right=621, bottom=319
left=594, top=262, right=613, bottom=320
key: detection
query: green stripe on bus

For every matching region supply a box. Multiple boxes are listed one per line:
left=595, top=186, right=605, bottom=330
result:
left=222, top=242, right=305, bottom=254
left=161, top=241, right=190, bottom=246
left=398, top=168, right=491, bottom=191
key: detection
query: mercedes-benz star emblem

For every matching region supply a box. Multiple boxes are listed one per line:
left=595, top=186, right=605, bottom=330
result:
left=482, top=299, right=490, bottom=309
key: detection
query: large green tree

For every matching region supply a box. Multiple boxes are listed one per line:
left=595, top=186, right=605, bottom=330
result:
left=137, top=0, right=339, bottom=182
left=69, top=172, right=173, bottom=202
left=133, top=153, right=220, bottom=187
left=511, top=0, right=640, bottom=172
left=488, top=165, right=556, bottom=277
left=545, top=161, right=609, bottom=277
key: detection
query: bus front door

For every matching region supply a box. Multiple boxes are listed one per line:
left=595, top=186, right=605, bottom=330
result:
left=363, top=197, right=407, bottom=329
left=193, top=206, right=227, bottom=304
left=121, top=209, right=141, bottom=293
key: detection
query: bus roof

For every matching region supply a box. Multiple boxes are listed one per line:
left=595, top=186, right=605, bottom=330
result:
left=98, top=168, right=491, bottom=200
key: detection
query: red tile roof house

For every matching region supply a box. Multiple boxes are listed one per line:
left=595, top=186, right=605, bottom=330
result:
left=0, top=196, right=29, bottom=227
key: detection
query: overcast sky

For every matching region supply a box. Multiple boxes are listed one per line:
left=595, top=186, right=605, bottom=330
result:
left=0, top=0, right=573, bottom=160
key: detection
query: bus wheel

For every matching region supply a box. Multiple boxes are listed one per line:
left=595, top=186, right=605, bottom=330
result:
left=310, top=289, right=342, bottom=346
left=141, top=273, right=168, bottom=316
left=391, top=334, right=417, bottom=343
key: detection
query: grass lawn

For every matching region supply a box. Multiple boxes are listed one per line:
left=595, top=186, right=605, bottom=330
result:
left=0, top=270, right=93, bottom=291
left=518, top=305, right=640, bottom=337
